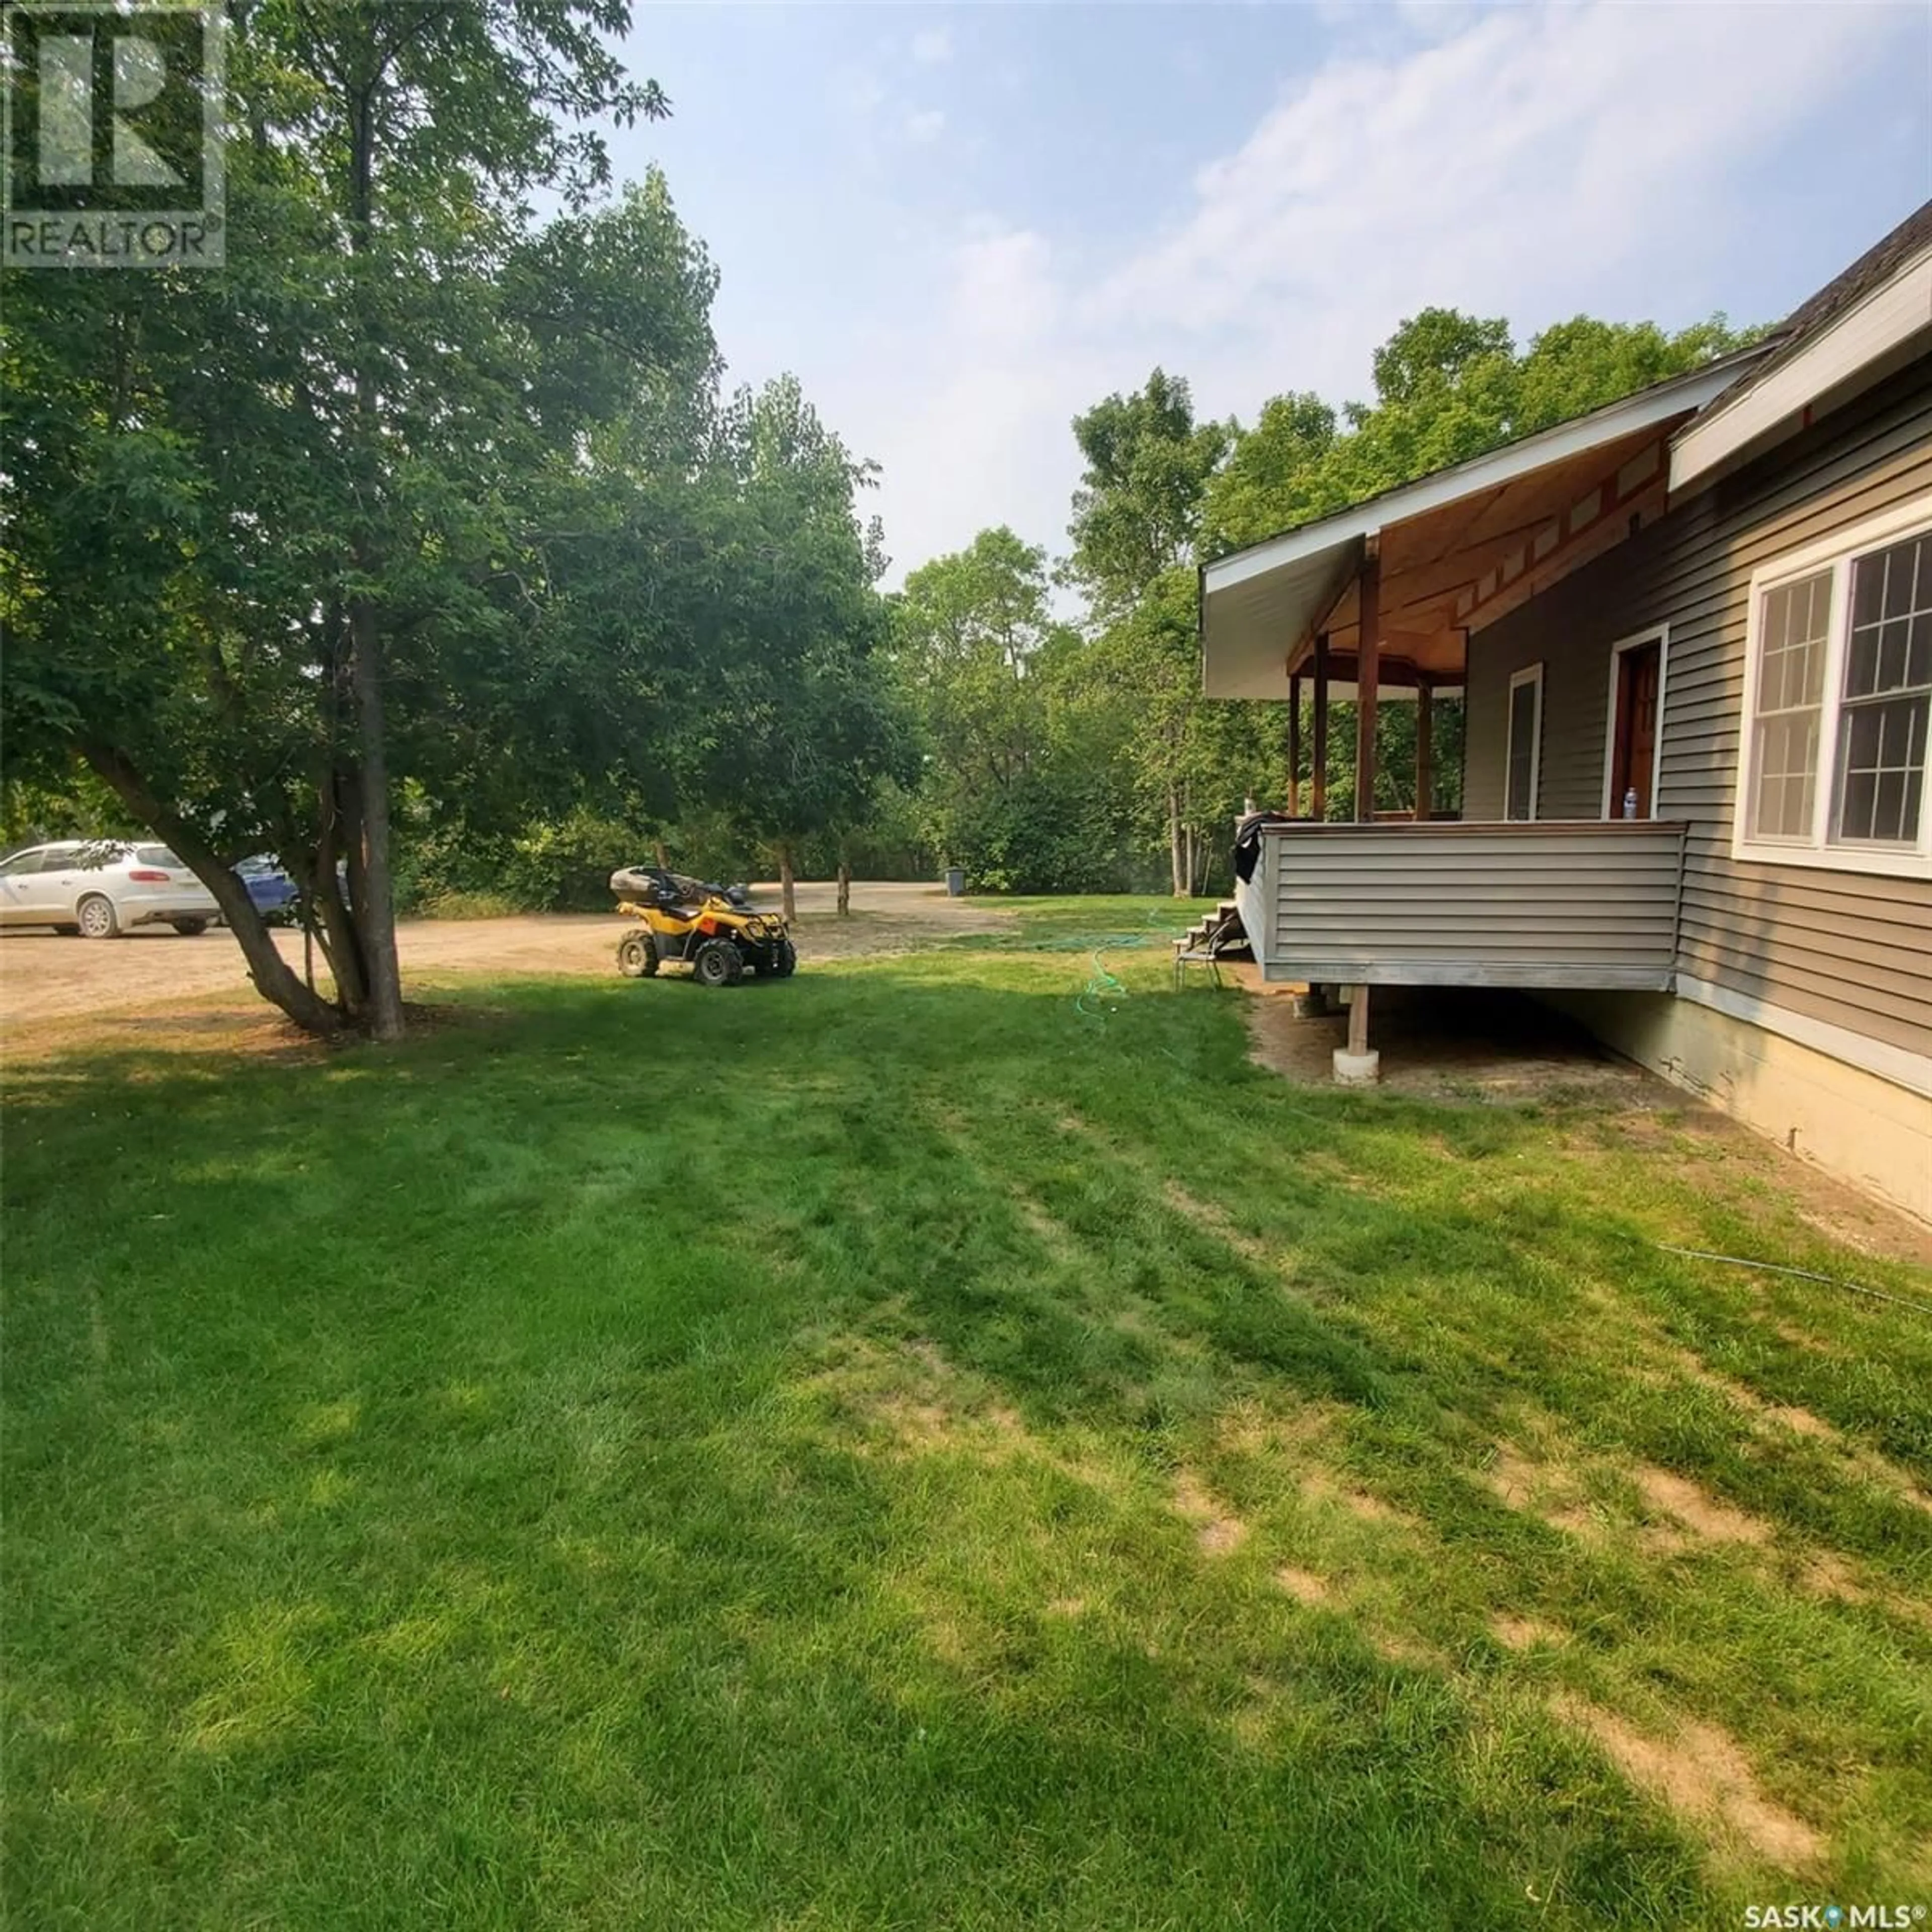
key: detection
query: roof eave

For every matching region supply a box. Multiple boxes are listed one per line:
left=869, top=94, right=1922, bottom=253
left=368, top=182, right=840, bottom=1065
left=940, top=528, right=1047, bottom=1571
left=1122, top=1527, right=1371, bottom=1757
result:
left=1669, top=244, right=1932, bottom=492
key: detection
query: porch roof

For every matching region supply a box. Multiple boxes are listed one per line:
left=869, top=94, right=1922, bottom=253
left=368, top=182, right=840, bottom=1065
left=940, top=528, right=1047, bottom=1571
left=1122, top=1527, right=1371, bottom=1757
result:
left=1200, top=350, right=1763, bottom=701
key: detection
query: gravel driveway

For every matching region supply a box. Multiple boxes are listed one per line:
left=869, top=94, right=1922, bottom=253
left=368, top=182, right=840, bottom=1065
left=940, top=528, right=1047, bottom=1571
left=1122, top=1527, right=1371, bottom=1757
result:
left=0, top=881, right=1009, bottom=1037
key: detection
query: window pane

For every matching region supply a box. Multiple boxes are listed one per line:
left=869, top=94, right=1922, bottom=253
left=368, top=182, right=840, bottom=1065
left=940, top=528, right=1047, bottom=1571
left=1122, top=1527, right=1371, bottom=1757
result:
left=1832, top=693, right=1928, bottom=845
left=1746, top=575, right=1830, bottom=844
left=1834, top=533, right=1931, bottom=848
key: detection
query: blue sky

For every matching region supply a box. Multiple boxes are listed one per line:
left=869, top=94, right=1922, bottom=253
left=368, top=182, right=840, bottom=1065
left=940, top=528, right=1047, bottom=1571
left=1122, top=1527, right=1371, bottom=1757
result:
left=607, top=3, right=1931, bottom=586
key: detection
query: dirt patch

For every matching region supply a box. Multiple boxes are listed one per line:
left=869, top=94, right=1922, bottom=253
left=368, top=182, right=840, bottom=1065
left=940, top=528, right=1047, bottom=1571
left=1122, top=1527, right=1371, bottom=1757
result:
left=1044, top=1597, right=1087, bottom=1619
left=1172, top=1472, right=1248, bottom=1556
left=1238, top=981, right=1658, bottom=1106
left=1667, top=1361, right=1932, bottom=1513
left=1299, top=1468, right=1409, bottom=1526
left=1484, top=1446, right=1545, bottom=1513
left=1553, top=1695, right=1822, bottom=1871
left=0, top=881, right=1012, bottom=1048
left=803, top=1334, right=1021, bottom=1461
left=1215, top=1401, right=1340, bottom=1462
left=1795, top=1551, right=1932, bottom=1631
left=1162, top=1181, right=1270, bottom=1266
left=1274, top=1565, right=1332, bottom=1606
left=1367, top=1626, right=1444, bottom=1669
left=1484, top=1444, right=1607, bottom=1544
left=1773, top=1321, right=1837, bottom=1358
left=1762, top=1403, right=1836, bottom=1441
left=1490, top=1614, right=1566, bottom=1651
left=1633, top=1466, right=1772, bottom=1548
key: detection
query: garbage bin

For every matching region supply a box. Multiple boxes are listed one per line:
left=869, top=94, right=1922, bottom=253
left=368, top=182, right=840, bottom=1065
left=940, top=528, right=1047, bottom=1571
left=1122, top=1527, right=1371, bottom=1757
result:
left=944, top=867, right=965, bottom=898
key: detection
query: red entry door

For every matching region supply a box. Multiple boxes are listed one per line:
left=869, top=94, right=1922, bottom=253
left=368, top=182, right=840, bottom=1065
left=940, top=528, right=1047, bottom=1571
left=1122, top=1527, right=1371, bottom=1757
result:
left=1611, top=642, right=1661, bottom=818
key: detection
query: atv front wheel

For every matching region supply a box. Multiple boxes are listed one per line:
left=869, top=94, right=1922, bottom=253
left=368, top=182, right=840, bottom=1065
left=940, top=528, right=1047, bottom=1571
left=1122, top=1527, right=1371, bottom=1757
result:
left=771, top=938, right=797, bottom=978
left=616, top=931, right=659, bottom=979
left=692, top=937, right=744, bottom=988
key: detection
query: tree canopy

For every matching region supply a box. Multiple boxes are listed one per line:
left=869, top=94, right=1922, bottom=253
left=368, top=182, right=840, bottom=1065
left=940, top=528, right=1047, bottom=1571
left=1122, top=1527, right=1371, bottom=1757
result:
left=1, top=5, right=897, bottom=1032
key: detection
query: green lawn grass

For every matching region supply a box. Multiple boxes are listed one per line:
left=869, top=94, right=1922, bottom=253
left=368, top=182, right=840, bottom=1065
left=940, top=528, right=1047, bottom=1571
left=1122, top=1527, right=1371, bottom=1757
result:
left=6, top=900, right=1930, bottom=1929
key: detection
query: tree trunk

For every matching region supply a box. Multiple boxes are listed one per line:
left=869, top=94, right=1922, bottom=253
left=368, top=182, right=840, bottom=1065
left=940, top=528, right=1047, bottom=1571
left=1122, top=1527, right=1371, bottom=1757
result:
left=778, top=843, right=797, bottom=925
left=81, top=744, right=345, bottom=1037
left=324, top=769, right=372, bottom=1017
left=347, top=601, right=405, bottom=1040
left=655, top=839, right=671, bottom=870
left=1168, top=784, right=1185, bottom=897
left=344, top=73, right=404, bottom=1041
left=836, top=853, right=850, bottom=917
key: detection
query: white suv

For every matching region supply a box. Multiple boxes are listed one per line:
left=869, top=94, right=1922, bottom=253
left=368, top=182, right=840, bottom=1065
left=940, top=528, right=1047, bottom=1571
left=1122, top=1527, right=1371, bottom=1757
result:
left=0, top=841, right=222, bottom=938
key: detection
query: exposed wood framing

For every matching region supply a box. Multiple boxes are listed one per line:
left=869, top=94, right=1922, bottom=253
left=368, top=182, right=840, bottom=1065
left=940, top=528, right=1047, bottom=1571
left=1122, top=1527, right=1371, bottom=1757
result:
left=1453, top=447, right=1667, bottom=633
left=1287, top=673, right=1302, bottom=817
left=1415, top=680, right=1433, bottom=819
left=1355, top=546, right=1381, bottom=824
left=1311, top=632, right=1330, bottom=821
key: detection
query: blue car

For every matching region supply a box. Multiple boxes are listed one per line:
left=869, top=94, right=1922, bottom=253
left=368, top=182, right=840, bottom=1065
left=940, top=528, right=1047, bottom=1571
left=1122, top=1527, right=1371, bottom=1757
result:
left=235, top=855, right=300, bottom=921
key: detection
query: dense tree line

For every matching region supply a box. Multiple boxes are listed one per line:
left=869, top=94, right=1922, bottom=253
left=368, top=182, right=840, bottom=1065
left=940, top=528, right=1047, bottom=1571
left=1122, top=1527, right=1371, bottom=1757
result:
left=892, top=307, right=1757, bottom=894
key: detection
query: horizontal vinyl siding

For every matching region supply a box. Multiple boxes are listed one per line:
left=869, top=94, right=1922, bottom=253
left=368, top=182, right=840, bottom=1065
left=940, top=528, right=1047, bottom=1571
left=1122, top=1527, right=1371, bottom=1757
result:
left=1465, top=356, right=1932, bottom=1062
left=1265, top=824, right=1683, bottom=989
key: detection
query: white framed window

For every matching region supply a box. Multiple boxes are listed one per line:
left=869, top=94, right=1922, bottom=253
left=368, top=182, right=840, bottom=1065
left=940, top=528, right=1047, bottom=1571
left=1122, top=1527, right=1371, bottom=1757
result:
left=1505, top=663, right=1543, bottom=821
left=1734, top=493, right=1932, bottom=879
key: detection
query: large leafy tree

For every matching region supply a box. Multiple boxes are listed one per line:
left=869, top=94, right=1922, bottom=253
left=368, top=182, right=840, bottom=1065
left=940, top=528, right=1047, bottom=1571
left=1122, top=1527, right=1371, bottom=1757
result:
left=1063, top=372, right=1240, bottom=890
left=2, top=4, right=713, bottom=1037
left=888, top=528, right=1115, bottom=891
left=1066, top=370, right=1231, bottom=625
left=678, top=378, right=909, bottom=921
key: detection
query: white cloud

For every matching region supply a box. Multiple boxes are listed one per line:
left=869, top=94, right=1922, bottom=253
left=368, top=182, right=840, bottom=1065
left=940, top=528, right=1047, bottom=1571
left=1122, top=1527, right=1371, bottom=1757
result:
left=826, top=3, right=1914, bottom=589
left=911, top=26, right=953, bottom=67
left=903, top=107, right=946, bottom=145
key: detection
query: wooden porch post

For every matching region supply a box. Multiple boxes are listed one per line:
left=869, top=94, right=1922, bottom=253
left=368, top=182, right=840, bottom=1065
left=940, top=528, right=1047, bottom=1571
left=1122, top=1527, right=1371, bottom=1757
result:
left=1287, top=673, right=1302, bottom=816
left=1311, top=632, right=1330, bottom=821
left=1337, top=546, right=1382, bottom=1085
left=1355, top=546, right=1381, bottom=823
left=1415, top=677, right=1433, bottom=821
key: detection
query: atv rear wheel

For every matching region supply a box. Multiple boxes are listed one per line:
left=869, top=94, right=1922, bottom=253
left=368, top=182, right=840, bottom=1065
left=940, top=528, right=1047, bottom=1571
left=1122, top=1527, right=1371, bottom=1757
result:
left=616, top=931, right=659, bottom=979
left=692, top=937, right=744, bottom=988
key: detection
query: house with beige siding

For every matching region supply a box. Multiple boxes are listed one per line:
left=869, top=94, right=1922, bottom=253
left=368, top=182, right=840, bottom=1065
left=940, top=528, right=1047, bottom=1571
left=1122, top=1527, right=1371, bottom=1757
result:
left=1200, top=204, right=1932, bottom=1222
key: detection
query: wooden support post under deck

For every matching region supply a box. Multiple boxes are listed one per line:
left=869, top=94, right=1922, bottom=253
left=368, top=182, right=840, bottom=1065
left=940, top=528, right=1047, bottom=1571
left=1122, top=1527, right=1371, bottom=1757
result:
left=1414, top=677, right=1433, bottom=821
left=1287, top=674, right=1302, bottom=816
left=1355, top=549, right=1381, bottom=823
left=1347, top=987, right=1371, bottom=1056
left=1334, top=983, right=1378, bottom=1084
left=1311, top=632, right=1330, bottom=821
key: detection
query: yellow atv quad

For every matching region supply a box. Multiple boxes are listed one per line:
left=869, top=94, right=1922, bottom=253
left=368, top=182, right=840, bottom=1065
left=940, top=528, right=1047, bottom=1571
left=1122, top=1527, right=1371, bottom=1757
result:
left=610, top=866, right=796, bottom=987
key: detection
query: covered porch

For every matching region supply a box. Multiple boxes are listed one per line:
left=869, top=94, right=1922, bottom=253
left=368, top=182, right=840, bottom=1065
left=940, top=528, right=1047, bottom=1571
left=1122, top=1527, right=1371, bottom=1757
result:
left=1199, top=355, right=1758, bottom=1079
